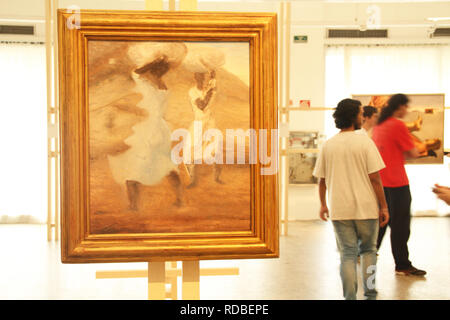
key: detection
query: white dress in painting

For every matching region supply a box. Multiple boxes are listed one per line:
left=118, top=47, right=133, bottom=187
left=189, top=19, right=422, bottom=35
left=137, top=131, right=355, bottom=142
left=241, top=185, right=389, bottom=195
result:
left=108, top=72, right=176, bottom=186
left=184, top=80, right=218, bottom=164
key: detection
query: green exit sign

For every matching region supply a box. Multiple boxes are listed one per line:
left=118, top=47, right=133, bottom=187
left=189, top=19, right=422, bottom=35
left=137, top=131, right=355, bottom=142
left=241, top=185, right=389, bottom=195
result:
left=293, top=35, right=308, bottom=43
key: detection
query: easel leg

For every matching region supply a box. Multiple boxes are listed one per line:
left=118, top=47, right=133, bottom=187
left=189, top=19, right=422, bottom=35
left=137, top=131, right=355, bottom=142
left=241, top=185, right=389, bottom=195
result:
left=170, top=275, right=178, bottom=300
left=54, top=136, right=59, bottom=241
left=182, top=261, right=200, bottom=300
left=168, top=262, right=178, bottom=300
left=148, top=262, right=166, bottom=300
left=47, top=138, right=52, bottom=241
left=45, top=0, right=53, bottom=242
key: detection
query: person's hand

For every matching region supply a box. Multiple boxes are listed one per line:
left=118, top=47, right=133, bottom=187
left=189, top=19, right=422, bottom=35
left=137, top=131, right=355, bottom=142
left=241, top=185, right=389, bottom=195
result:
left=131, top=70, right=140, bottom=80
left=379, top=207, right=389, bottom=227
left=432, top=184, right=450, bottom=205
left=207, top=78, right=216, bottom=91
left=319, top=205, right=329, bottom=221
left=433, top=188, right=450, bottom=205
left=434, top=184, right=450, bottom=191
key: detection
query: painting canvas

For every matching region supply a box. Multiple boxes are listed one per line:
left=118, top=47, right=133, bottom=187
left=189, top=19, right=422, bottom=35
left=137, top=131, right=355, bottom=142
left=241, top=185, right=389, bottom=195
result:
left=288, top=131, right=319, bottom=149
left=88, top=41, right=251, bottom=234
left=289, top=152, right=318, bottom=184
left=58, top=10, right=278, bottom=262
left=352, top=94, right=445, bottom=164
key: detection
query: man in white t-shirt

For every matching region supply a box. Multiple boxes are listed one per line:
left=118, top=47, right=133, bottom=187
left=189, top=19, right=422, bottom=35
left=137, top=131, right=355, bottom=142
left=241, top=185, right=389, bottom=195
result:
left=313, top=98, right=389, bottom=300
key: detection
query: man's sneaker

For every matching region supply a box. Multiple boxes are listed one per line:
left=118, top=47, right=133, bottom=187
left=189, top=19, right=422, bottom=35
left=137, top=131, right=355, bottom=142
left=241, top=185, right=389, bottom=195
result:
left=395, top=266, right=427, bottom=276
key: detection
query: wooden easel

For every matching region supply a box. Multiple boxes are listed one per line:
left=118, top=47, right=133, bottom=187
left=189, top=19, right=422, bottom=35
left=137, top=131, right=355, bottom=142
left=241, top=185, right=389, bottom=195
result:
left=96, top=261, right=239, bottom=300
left=45, top=0, right=60, bottom=241
left=94, top=0, right=239, bottom=300
left=278, top=1, right=291, bottom=236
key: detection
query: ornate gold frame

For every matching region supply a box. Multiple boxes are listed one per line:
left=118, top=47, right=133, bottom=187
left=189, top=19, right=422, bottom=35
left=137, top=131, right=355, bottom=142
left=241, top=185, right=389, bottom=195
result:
left=58, top=9, right=278, bottom=263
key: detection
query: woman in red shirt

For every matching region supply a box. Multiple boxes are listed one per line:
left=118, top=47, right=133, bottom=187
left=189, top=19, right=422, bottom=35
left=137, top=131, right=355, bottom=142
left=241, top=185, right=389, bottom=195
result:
left=372, top=94, right=426, bottom=276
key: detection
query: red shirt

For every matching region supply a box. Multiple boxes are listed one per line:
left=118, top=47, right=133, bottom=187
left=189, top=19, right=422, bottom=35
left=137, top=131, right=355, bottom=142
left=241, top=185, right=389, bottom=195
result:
left=372, top=117, right=414, bottom=187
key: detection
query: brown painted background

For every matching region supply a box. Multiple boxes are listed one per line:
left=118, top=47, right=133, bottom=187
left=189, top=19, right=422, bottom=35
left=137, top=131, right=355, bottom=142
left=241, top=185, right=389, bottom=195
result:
left=88, top=40, right=251, bottom=234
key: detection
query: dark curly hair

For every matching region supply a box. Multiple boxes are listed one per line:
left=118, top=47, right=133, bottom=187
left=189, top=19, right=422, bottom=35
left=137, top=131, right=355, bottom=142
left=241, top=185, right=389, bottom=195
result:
left=363, top=106, right=378, bottom=118
left=333, top=99, right=361, bottom=129
left=378, top=94, right=410, bottom=124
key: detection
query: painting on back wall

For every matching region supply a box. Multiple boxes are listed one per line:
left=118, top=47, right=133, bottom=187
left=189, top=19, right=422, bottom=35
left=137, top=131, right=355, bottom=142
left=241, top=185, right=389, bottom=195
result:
left=288, top=131, right=320, bottom=184
left=289, top=152, right=318, bottom=185
left=352, top=94, right=445, bottom=165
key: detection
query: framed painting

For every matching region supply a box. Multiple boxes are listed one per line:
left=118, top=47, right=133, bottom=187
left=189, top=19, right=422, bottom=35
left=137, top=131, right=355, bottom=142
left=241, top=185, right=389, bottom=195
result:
left=288, top=152, right=318, bottom=185
left=288, top=131, right=320, bottom=185
left=58, top=10, right=278, bottom=263
left=352, top=94, right=445, bottom=165
left=288, top=131, right=319, bottom=149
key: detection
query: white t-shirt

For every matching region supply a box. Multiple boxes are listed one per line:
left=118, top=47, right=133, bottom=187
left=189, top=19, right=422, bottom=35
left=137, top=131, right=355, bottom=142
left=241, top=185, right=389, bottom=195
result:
left=355, top=128, right=368, bottom=136
left=313, top=131, right=385, bottom=220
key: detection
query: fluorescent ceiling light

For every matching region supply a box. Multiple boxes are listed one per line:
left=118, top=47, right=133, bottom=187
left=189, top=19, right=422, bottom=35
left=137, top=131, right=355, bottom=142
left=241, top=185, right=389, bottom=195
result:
left=427, top=17, right=450, bottom=22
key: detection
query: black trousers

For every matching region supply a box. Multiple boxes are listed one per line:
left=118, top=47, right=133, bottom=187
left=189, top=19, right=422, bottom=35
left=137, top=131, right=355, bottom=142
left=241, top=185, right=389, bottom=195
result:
left=377, top=185, right=412, bottom=270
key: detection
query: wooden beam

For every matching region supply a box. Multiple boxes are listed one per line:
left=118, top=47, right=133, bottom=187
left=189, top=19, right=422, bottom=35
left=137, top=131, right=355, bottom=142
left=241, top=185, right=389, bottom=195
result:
left=96, top=267, right=239, bottom=279
left=283, top=1, right=291, bottom=235
left=52, top=0, right=60, bottom=241
left=45, top=0, right=53, bottom=242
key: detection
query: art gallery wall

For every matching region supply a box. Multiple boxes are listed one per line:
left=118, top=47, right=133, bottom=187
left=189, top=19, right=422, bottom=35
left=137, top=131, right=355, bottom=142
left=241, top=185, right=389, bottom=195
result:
left=286, top=1, right=450, bottom=220
left=205, top=0, right=447, bottom=220
left=1, top=0, right=449, bottom=221
left=200, top=1, right=449, bottom=220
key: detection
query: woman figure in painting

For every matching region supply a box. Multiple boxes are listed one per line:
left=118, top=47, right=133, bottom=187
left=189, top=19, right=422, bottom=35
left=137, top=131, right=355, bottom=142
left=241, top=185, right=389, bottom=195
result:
left=405, top=110, right=441, bottom=157
left=369, top=95, right=441, bottom=158
left=183, top=47, right=225, bottom=188
left=108, top=42, right=187, bottom=210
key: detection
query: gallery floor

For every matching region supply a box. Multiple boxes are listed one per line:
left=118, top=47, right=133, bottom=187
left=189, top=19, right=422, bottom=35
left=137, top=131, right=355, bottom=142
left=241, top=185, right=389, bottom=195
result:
left=0, top=217, right=448, bottom=300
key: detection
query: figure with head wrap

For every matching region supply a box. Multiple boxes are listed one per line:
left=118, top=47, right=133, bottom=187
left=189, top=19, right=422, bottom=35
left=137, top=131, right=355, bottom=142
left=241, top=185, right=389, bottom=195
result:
left=107, top=42, right=187, bottom=210
left=182, top=46, right=225, bottom=188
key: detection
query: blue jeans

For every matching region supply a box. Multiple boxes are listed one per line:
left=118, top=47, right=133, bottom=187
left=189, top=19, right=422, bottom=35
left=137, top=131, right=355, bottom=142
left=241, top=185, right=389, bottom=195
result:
left=332, top=219, right=379, bottom=300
